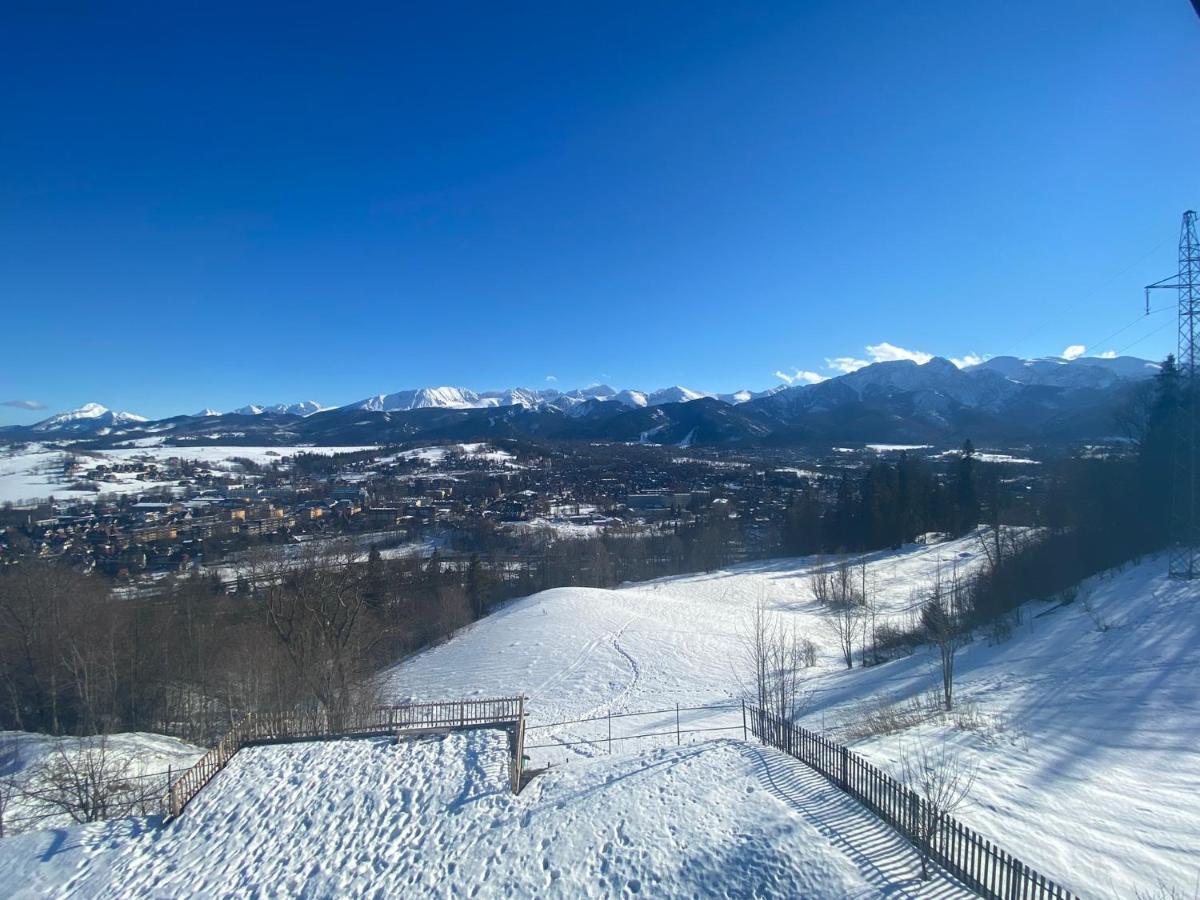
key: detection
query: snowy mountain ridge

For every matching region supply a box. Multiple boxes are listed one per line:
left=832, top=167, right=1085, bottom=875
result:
left=30, top=403, right=149, bottom=434
left=16, top=354, right=1159, bottom=443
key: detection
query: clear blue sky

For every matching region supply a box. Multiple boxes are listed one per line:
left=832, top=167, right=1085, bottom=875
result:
left=2, top=1, right=1198, bottom=423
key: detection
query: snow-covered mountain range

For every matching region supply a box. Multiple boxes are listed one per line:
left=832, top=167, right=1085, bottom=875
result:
left=9, top=354, right=1161, bottom=446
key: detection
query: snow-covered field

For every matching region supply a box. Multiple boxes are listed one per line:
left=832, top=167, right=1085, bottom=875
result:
left=2, top=534, right=1193, bottom=897
left=384, top=536, right=1198, bottom=899
left=0, top=445, right=378, bottom=503
left=0, top=731, right=967, bottom=898
left=385, top=533, right=986, bottom=735
left=1, top=731, right=204, bottom=837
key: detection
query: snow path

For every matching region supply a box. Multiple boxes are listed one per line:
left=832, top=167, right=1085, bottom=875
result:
left=1, top=732, right=971, bottom=898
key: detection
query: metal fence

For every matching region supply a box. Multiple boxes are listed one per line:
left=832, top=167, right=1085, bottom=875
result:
left=748, top=704, right=1079, bottom=900
left=524, top=701, right=744, bottom=760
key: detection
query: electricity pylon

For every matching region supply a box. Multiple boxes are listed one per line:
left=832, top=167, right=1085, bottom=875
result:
left=1145, top=210, right=1199, bottom=578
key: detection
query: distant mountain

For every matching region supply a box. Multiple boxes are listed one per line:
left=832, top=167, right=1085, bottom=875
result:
left=231, top=401, right=328, bottom=417
left=340, top=383, right=783, bottom=415
left=31, top=403, right=148, bottom=434
left=2, top=355, right=1160, bottom=449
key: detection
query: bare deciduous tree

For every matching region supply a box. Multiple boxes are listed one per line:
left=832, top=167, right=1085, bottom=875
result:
left=922, top=566, right=969, bottom=711
left=900, top=738, right=978, bottom=880
left=814, top=562, right=865, bottom=669
left=742, top=597, right=813, bottom=726
left=248, top=543, right=379, bottom=729
left=26, top=737, right=157, bottom=824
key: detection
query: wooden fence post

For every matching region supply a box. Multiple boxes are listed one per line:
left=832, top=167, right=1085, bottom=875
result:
left=741, top=699, right=747, bottom=741
left=607, top=710, right=612, bottom=755
left=675, top=703, right=680, bottom=746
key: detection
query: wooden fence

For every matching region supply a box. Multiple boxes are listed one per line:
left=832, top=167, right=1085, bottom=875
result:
left=747, top=704, right=1079, bottom=900
left=167, top=697, right=526, bottom=818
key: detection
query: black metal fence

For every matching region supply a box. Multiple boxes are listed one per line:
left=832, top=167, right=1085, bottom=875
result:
left=748, top=704, right=1079, bottom=900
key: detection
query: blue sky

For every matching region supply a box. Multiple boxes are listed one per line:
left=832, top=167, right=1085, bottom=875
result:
left=1, top=1, right=1198, bottom=423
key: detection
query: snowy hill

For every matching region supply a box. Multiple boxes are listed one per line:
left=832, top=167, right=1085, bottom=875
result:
left=2, top=537, right=1190, bottom=897
left=383, top=535, right=1196, bottom=898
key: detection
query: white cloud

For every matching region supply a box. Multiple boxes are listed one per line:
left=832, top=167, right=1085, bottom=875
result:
left=864, top=342, right=933, bottom=365
left=825, top=356, right=870, bottom=374
left=819, top=342, right=988, bottom=376
left=1097, top=350, right=1117, bottom=359
left=1062, top=344, right=1086, bottom=361
left=544, top=375, right=557, bottom=383
left=950, top=353, right=985, bottom=369
left=2, top=399, right=46, bottom=410
left=775, top=369, right=827, bottom=385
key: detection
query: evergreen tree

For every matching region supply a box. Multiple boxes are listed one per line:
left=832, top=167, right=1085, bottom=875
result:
left=952, top=439, right=979, bottom=535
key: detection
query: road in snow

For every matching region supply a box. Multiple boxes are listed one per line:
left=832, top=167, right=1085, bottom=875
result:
left=1, top=731, right=969, bottom=898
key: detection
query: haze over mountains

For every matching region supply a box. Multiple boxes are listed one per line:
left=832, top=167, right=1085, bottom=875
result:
left=6, top=354, right=1160, bottom=449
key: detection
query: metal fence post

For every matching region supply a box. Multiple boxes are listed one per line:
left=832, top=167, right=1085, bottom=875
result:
left=676, top=702, right=681, bottom=746
left=607, top=709, right=612, bottom=755
left=741, top=699, right=747, bottom=741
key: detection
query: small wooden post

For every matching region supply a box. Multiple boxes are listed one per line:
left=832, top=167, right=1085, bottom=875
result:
left=741, top=699, right=747, bottom=741
left=675, top=702, right=680, bottom=745
left=607, top=709, right=612, bottom=755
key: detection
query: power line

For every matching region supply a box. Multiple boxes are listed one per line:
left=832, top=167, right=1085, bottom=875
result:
left=1001, top=232, right=1175, bottom=358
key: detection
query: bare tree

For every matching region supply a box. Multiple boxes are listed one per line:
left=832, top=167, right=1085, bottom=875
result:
left=814, top=562, right=865, bottom=669
left=742, top=597, right=812, bottom=726
left=26, top=737, right=155, bottom=824
left=922, top=567, right=969, bottom=711
left=249, top=543, right=379, bottom=729
left=0, top=735, right=20, bottom=838
left=901, top=738, right=978, bottom=880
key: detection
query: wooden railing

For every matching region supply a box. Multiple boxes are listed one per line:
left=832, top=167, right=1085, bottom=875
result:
left=747, top=705, right=1079, bottom=900
left=167, top=697, right=526, bottom=818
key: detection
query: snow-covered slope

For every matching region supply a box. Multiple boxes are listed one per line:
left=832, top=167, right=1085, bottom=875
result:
left=386, top=532, right=991, bottom=737
left=384, top=535, right=1195, bottom=899
left=1, top=730, right=967, bottom=898
left=802, top=554, right=1199, bottom=900
left=1, top=731, right=204, bottom=837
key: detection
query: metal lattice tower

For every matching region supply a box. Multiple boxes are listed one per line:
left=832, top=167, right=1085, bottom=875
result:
left=1145, top=210, right=1200, bottom=579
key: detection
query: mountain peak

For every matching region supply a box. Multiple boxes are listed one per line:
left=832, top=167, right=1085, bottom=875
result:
left=32, top=403, right=148, bottom=433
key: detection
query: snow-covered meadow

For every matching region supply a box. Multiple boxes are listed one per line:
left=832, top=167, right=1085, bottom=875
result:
left=384, top=535, right=1198, bottom=899
left=1, top=533, right=1193, bottom=898
left=0, top=731, right=968, bottom=898
left=0, top=444, right=379, bottom=504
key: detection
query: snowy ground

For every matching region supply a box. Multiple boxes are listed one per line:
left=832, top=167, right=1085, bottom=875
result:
left=0, top=445, right=378, bottom=503
left=3, top=535, right=1192, bottom=897
left=0, top=731, right=968, bottom=899
left=384, top=532, right=988, bottom=751
left=384, top=536, right=1198, bottom=899
left=807, top=557, right=1200, bottom=900
left=1, top=732, right=203, bottom=837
